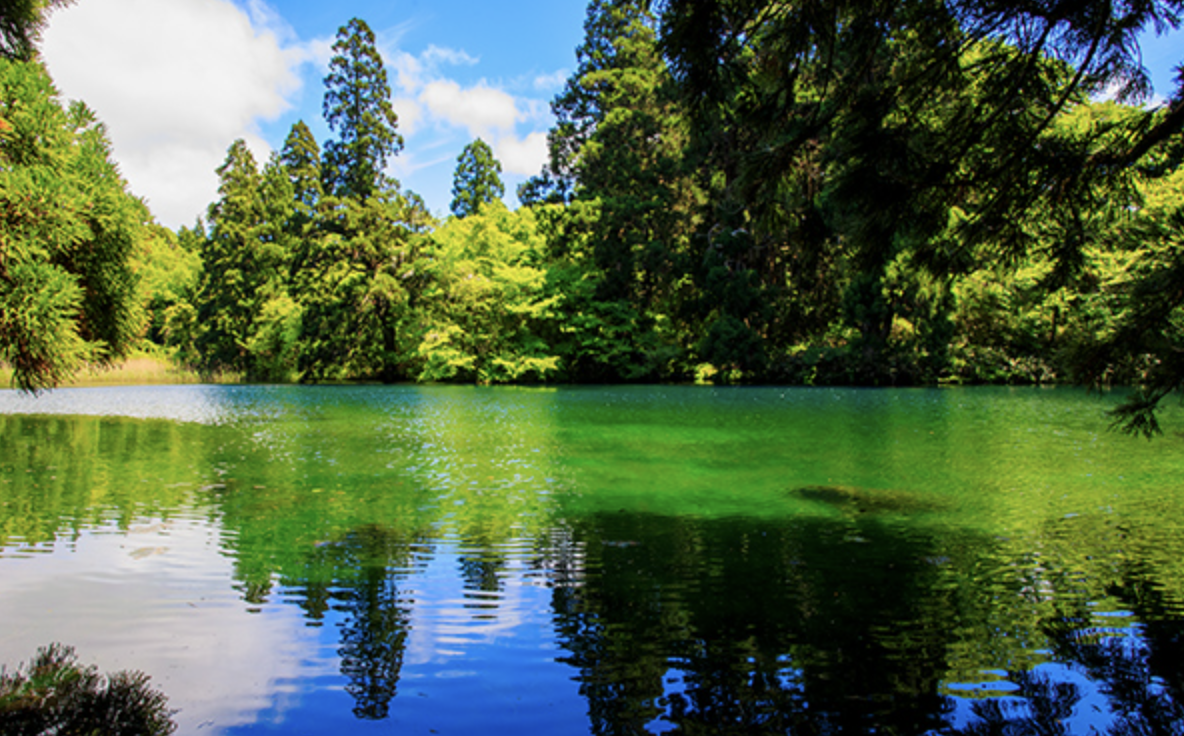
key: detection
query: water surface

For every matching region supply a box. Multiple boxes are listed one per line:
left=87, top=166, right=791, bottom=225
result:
left=2, top=385, right=1183, bottom=734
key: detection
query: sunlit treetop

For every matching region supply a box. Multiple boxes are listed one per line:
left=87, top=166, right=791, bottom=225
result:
left=322, top=17, right=403, bottom=201
left=450, top=137, right=504, bottom=218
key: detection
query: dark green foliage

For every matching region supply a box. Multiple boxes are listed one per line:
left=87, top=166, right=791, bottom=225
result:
left=281, top=119, right=323, bottom=217
left=656, top=0, right=1184, bottom=385
left=1071, top=164, right=1184, bottom=436
left=321, top=18, right=403, bottom=200
left=0, top=643, right=176, bottom=736
left=194, top=140, right=267, bottom=376
left=188, top=140, right=298, bottom=381
left=293, top=191, right=430, bottom=382
left=532, top=0, right=698, bottom=381
left=516, top=169, right=571, bottom=207
left=450, top=137, right=504, bottom=218
left=0, top=0, right=70, bottom=61
left=287, top=19, right=429, bottom=383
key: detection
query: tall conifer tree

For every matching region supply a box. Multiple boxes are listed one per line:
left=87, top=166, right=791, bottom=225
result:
left=450, top=138, right=504, bottom=218
left=295, top=17, right=429, bottom=383
left=281, top=120, right=323, bottom=213
left=532, top=0, right=696, bottom=380
left=195, top=140, right=280, bottom=377
left=321, top=17, right=402, bottom=200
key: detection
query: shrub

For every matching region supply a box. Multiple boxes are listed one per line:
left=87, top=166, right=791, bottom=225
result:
left=0, top=644, right=175, bottom=736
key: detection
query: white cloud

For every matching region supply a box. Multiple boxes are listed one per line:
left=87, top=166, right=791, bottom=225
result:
left=386, top=43, right=476, bottom=95
left=392, top=97, right=426, bottom=136
left=391, top=50, right=427, bottom=93
left=495, top=131, right=549, bottom=176
left=419, top=80, right=520, bottom=138
left=41, top=0, right=320, bottom=228
left=39, top=1, right=563, bottom=223
left=421, top=44, right=479, bottom=68
left=533, top=69, right=569, bottom=91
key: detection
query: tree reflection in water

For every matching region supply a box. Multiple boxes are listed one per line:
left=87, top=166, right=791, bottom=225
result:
left=951, top=606, right=1184, bottom=736
left=545, top=510, right=1184, bottom=735
left=550, top=512, right=955, bottom=734
left=299, top=525, right=417, bottom=721
left=256, top=511, right=1184, bottom=731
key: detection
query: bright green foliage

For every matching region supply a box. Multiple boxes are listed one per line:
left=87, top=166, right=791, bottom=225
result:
left=322, top=18, right=402, bottom=200
left=160, top=221, right=205, bottom=366
left=418, top=202, right=559, bottom=382
left=450, top=138, right=504, bottom=218
left=245, top=290, right=303, bottom=383
left=132, top=223, right=200, bottom=348
left=0, top=58, right=145, bottom=391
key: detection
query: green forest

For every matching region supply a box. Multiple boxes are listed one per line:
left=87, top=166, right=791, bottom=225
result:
left=2, top=0, right=1184, bottom=432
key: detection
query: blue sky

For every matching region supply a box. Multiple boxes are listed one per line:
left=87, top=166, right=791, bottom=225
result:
left=41, top=0, right=588, bottom=227
left=38, top=0, right=1184, bottom=229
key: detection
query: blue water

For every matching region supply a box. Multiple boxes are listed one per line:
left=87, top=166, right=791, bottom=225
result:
left=1, top=384, right=1182, bottom=734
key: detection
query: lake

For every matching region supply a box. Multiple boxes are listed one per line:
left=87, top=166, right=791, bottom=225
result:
left=1, top=384, right=1183, bottom=734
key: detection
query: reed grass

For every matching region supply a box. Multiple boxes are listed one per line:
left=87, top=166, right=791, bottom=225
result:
left=0, top=352, right=238, bottom=389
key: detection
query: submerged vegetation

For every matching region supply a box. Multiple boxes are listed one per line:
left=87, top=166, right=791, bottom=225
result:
left=2, top=1, right=1184, bottom=432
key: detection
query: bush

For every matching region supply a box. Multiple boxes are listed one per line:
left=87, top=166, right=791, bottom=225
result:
left=0, top=644, right=175, bottom=736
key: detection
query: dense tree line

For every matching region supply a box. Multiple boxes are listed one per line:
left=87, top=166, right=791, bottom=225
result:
left=3, top=2, right=1184, bottom=430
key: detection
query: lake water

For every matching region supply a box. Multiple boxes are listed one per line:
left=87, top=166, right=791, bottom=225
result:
left=2, top=384, right=1183, bottom=734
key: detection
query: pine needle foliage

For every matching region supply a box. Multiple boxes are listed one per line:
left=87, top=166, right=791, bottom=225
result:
left=0, top=643, right=176, bottom=736
left=450, top=138, right=504, bottom=218
left=322, top=17, right=403, bottom=200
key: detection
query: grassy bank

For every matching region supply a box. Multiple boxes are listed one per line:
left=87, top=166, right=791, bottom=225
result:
left=1, top=352, right=214, bottom=389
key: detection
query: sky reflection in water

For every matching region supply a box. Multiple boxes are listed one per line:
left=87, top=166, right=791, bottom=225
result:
left=1, top=385, right=1183, bottom=735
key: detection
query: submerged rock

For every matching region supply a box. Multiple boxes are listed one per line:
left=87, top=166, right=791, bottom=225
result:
left=791, top=484, right=941, bottom=514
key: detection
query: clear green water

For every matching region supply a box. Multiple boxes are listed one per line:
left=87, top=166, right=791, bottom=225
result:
left=2, top=385, right=1183, bottom=734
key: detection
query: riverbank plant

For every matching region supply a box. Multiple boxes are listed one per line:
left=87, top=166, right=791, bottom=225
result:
left=0, top=644, right=175, bottom=736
